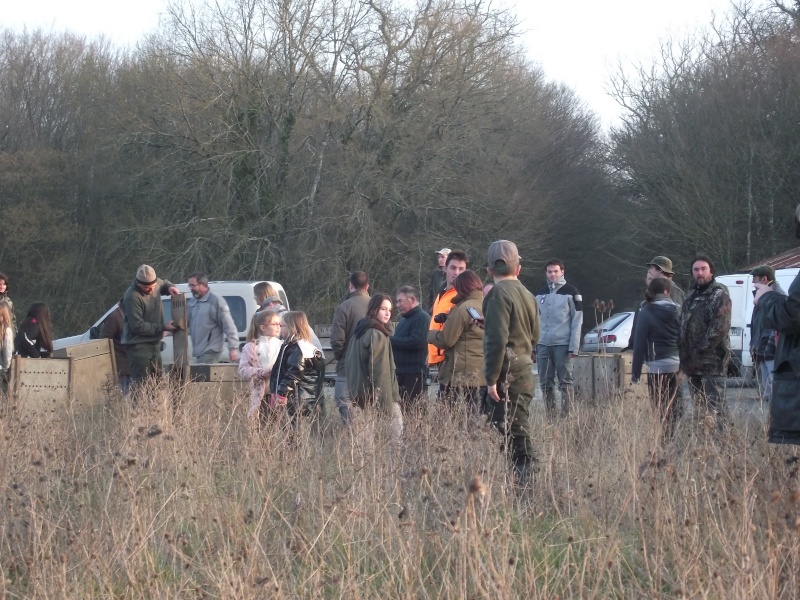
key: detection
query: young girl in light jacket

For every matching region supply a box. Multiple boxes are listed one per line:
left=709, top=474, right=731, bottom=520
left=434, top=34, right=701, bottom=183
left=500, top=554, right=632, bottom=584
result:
left=238, top=310, right=283, bottom=420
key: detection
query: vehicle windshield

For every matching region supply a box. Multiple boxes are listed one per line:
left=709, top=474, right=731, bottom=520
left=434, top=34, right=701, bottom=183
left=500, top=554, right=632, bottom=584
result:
left=595, top=313, right=630, bottom=332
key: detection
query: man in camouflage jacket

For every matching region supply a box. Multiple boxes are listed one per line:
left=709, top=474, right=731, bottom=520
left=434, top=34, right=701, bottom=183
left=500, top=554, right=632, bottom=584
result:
left=679, top=255, right=732, bottom=431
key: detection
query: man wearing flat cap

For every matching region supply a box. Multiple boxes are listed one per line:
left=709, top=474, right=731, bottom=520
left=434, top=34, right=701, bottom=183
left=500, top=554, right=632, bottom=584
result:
left=646, top=256, right=685, bottom=306
left=750, top=265, right=786, bottom=400
left=483, top=240, right=540, bottom=485
left=122, top=264, right=179, bottom=388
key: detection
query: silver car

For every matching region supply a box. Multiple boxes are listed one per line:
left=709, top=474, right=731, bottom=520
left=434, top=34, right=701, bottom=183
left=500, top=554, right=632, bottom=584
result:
left=582, top=311, right=635, bottom=353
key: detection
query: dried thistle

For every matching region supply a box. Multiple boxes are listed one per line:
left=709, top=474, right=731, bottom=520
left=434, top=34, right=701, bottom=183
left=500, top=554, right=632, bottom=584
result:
left=467, top=475, right=485, bottom=497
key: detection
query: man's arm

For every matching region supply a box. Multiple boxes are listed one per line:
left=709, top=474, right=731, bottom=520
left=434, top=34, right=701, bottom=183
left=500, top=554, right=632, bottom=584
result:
left=568, top=289, right=583, bottom=355
left=701, top=289, right=732, bottom=350
left=483, top=291, right=511, bottom=387
left=329, top=305, right=347, bottom=360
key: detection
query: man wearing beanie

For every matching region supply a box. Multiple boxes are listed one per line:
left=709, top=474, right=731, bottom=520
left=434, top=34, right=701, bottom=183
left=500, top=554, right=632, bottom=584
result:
left=678, top=254, right=732, bottom=433
left=122, top=264, right=179, bottom=388
left=482, top=240, right=540, bottom=485
left=749, top=265, right=786, bottom=400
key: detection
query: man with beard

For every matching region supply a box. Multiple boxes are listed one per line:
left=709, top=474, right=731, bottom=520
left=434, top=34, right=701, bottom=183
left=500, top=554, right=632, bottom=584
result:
left=187, top=272, right=240, bottom=364
left=754, top=203, right=800, bottom=445
left=678, top=255, right=732, bottom=432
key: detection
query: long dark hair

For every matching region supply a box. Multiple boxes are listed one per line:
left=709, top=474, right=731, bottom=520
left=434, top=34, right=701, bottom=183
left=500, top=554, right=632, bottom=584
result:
left=366, top=293, right=392, bottom=319
left=23, top=302, right=54, bottom=352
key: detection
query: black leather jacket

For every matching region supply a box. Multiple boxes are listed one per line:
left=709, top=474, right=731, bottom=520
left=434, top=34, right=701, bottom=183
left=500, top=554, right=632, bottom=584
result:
left=269, top=336, right=325, bottom=407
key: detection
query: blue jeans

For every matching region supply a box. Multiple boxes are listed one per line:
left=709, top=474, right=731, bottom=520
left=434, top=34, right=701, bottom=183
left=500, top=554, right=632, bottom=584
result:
left=758, top=358, right=775, bottom=400
left=537, top=344, right=574, bottom=417
left=334, top=375, right=352, bottom=424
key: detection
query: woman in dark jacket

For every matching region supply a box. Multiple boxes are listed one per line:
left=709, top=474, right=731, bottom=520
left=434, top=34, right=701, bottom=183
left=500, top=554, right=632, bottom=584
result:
left=345, top=293, right=404, bottom=438
left=427, top=270, right=485, bottom=410
left=632, top=278, right=682, bottom=441
left=269, top=311, right=325, bottom=423
left=15, top=303, right=54, bottom=358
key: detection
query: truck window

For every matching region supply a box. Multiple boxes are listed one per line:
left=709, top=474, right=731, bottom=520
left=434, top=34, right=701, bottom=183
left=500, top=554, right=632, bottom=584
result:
left=161, top=296, right=247, bottom=333
left=223, top=296, right=247, bottom=332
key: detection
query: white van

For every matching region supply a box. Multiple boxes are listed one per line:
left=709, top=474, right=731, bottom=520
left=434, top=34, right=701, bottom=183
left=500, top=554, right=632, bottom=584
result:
left=53, top=281, right=289, bottom=367
left=715, top=268, right=798, bottom=380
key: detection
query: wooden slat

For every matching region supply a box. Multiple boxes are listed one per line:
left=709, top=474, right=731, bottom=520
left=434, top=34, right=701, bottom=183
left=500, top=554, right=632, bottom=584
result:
left=52, top=339, right=112, bottom=361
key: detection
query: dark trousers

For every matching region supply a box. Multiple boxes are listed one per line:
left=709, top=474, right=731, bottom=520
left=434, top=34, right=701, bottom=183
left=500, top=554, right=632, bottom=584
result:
left=483, top=373, right=536, bottom=467
left=127, top=343, right=163, bottom=385
left=397, top=372, right=426, bottom=409
left=688, top=375, right=728, bottom=430
left=647, top=372, right=682, bottom=441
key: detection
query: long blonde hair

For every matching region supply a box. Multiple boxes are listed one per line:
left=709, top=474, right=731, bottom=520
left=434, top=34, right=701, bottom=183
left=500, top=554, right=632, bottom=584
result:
left=281, top=311, right=312, bottom=342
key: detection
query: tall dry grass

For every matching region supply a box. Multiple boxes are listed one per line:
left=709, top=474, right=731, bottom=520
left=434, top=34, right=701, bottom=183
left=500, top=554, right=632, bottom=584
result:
left=0, top=381, right=798, bottom=598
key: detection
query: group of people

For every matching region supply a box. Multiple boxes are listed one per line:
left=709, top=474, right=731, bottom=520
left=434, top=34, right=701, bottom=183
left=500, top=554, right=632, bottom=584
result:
left=0, top=272, right=57, bottom=392
left=6, top=203, right=800, bottom=474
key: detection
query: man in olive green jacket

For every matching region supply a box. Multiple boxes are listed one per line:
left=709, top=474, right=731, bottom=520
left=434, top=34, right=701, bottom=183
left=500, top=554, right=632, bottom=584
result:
left=483, top=241, right=540, bottom=484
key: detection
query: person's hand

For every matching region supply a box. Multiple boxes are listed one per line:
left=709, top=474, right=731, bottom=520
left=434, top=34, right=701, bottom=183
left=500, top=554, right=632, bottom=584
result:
left=270, top=393, right=287, bottom=408
left=164, top=320, right=177, bottom=332
left=469, top=318, right=484, bottom=329
left=753, top=282, right=772, bottom=305
left=229, top=348, right=240, bottom=362
left=568, top=352, right=577, bottom=359
left=531, top=350, right=537, bottom=363
left=487, top=384, right=501, bottom=403
left=167, top=286, right=180, bottom=296
left=259, top=368, right=271, bottom=379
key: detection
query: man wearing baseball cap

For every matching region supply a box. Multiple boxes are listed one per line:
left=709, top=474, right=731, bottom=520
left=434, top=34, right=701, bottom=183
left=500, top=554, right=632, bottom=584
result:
left=483, top=240, right=540, bottom=485
left=122, top=264, right=180, bottom=390
left=427, top=247, right=451, bottom=312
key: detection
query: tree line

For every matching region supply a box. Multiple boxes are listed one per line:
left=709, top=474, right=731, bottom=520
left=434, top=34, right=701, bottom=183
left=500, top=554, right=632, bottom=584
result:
left=1, top=0, right=798, bottom=336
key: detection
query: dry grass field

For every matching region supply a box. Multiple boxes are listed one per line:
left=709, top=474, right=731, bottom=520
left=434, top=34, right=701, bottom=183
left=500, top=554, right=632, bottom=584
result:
left=0, top=381, right=798, bottom=599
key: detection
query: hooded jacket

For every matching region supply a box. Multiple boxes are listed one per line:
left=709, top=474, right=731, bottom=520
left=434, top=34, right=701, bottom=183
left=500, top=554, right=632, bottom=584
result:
left=631, top=297, right=680, bottom=381
left=427, top=290, right=485, bottom=387
left=678, top=279, right=732, bottom=376
left=391, top=304, right=430, bottom=375
left=345, top=318, right=402, bottom=412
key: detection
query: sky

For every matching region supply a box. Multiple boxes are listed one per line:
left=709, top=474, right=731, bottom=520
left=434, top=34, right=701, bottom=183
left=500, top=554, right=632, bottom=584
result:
left=3, top=0, right=740, bottom=130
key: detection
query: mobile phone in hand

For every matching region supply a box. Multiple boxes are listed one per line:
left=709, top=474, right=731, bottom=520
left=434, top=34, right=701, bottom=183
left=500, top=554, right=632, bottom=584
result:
left=466, top=306, right=483, bottom=321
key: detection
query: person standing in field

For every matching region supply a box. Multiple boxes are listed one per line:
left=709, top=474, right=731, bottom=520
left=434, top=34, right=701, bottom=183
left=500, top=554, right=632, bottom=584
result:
left=678, top=254, right=732, bottom=433
left=749, top=265, right=786, bottom=400
left=483, top=241, right=540, bottom=485
left=428, top=250, right=469, bottom=393
left=15, top=303, right=54, bottom=358
left=122, top=264, right=179, bottom=387
left=631, top=277, right=682, bottom=442
left=238, top=310, right=283, bottom=421
left=391, top=285, right=430, bottom=409
left=753, top=203, right=800, bottom=445
left=330, top=271, right=371, bottom=424
left=535, top=259, right=582, bottom=419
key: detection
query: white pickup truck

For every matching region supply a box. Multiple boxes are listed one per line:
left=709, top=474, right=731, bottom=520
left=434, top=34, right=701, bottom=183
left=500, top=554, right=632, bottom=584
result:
left=53, top=281, right=289, bottom=367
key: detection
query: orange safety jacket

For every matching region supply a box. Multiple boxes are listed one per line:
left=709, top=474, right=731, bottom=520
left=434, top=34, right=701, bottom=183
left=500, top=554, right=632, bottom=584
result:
left=428, top=287, right=457, bottom=366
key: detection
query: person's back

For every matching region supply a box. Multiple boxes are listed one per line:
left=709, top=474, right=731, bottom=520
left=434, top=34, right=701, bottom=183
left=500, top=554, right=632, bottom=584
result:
left=330, top=272, right=371, bottom=423
left=484, top=279, right=539, bottom=380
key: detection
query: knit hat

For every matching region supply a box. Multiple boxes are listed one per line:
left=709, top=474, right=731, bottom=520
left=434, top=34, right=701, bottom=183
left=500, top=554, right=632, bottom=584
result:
left=646, top=256, right=674, bottom=275
left=751, top=265, right=775, bottom=282
left=136, top=264, right=157, bottom=285
left=487, top=240, right=521, bottom=275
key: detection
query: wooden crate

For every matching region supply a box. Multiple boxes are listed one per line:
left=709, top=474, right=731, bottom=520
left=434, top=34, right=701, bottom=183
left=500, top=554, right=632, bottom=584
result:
left=189, top=363, right=246, bottom=398
left=51, top=339, right=116, bottom=408
left=11, top=357, right=71, bottom=414
left=571, top=354, right=595, bottom=399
